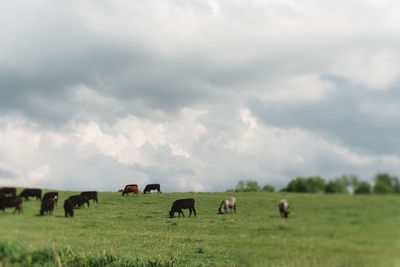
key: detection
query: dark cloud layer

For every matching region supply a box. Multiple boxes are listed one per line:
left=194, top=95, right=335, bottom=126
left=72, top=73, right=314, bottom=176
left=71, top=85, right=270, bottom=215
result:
left=1, top=0, right=400, bottom=191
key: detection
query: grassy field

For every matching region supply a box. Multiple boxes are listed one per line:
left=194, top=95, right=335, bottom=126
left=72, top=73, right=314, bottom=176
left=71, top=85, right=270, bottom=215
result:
left=0, top=190, right=400, bottom=266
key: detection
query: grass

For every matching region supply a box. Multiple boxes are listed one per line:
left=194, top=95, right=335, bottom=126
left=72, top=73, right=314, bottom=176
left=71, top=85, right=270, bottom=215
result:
left=0, top=190, right=400, bottom=266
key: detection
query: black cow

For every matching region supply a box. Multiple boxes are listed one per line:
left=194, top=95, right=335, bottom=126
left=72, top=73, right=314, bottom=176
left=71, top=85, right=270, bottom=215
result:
left=0, top=196, right=23, bottom=214
left=64, top=199, right=74, bottom=217
left=279, top=199, right=289, bottom=218
left=169, top=198, right=196, bottom=218
left=143, top=184, right=161, bottom=194
left=20, top=188, right=42, bottom=200
left=42, top=192, right=58, bottom=206
left=80, top=191, right=98, bottom=203
left=68, top=195, right=89, bottom=208
left=0, top=187, right=16, bottom=197
left=40, top=198, right=55, bottom=216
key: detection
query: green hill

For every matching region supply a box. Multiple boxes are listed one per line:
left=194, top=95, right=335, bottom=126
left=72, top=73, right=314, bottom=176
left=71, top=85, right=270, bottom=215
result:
left=0, top=190, right=399, bottom=266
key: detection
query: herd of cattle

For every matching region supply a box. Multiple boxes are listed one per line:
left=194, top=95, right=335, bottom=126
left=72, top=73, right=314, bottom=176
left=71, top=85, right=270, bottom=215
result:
left=0, top=184, right=290, bottom=218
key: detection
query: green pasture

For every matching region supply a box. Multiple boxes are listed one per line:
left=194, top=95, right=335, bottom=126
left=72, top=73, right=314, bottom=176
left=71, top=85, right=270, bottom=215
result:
left=0, top=190, right=399, bottom=266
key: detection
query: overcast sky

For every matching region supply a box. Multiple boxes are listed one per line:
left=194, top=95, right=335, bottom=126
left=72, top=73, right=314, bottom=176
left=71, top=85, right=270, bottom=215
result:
left=1, top=0, right=400, bottom=192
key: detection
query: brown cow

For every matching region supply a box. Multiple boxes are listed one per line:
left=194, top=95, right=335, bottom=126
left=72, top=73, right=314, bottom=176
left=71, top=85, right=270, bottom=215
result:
left=122, top=184, right=138, bottom=196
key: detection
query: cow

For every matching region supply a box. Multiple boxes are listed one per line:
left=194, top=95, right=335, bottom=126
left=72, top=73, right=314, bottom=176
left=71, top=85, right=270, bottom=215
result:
left=64, top=199, right=74, bottom=217
left=169, top=198, right=196, bottom=218
left=40, top=198, right=55, bottom=216
left=218, top=197, right=236, bottom=214
left=42, top=192, right=58, bottom=206
left=80, top=191, right=98, bottom=203
left=0, top=196, right=23, bottom=214
left=19, top=188, right=42, bottom=200
left=68, top=195, right=89, bottom=209
left=143, top=184, right=161, bottom=194
left=0, top=187, right=17, bottom=197
left=122, top=184, right=138, bottom=196
left=279, top=199, right=289, bottom=218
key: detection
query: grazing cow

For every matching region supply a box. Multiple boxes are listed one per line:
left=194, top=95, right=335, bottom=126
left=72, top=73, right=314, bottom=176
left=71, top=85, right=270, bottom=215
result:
left=20, top=188, right=42, bottom=200
left=169, top=198, right=196, bottom=218
left=40, top=198, right=55, bottom=216
left=218, top=197, right=236, bottom=214
left=64, top=199, right=74, bottom=217
left=0, top=196, right=23, bottom=214
left=122, top=184, right=138, bottom=196
left=42, top=192, right=58, bottom=206
left=68, top=195, right=89, bottom=208
left=143, top=184, right=161, bottom=194
left=0, top=187, right=16, bottom=197
left=80, top=191, right=98, bottom=203
left=279, top=199, right=289, bottom=218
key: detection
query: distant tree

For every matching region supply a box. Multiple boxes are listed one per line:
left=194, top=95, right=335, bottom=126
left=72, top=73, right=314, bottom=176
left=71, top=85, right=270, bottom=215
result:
left=286, top=176, right=326, bottom=193
left=374, top=173, right=400, bottom=194
left=262, top=184, right=275, bottom=192
left=354, top=182, right=371, bottom=194
left=246, top=180, right=261, bottom=192
left=334, top=174, right=360, bottom=193
left=374, top=181, right=392, bottom=194
left=325, top=180, right=346, bottom=194
left=234, top=180, right=261, bottom=192
left=392, top=177, right=400, bottom=194
left=286, top=178, right=308, bottom=192
left=236, top=180, right=246, bottom=192
left=306, top=176, right=326, bottom=193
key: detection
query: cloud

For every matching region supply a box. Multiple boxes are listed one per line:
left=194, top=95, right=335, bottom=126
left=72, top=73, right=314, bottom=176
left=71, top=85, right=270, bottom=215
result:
left=1, top=0, right=400, bottom=191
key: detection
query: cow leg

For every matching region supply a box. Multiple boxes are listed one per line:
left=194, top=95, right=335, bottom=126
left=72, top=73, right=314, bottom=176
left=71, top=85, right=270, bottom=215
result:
left=189, top=209, right=192, bottom=217
left=193, top=207, right=196, bottom=217
left=180, top=210, right=185, bottom=217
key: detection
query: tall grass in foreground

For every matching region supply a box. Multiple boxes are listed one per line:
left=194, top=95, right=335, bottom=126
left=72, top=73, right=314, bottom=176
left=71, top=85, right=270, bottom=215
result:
left=0, top=242, right=203, bottom=267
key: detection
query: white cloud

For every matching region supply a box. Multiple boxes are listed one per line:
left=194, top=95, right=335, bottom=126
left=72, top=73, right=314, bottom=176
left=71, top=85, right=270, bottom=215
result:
left=2, top=0, right=400, bottom=191
left=330, top=49, right=400, bottom=90
left=244, top=74, right=334, bottom=105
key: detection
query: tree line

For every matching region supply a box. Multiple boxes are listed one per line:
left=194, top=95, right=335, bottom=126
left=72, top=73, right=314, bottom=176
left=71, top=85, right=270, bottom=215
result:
left=229, top=173, right=400, bottom=194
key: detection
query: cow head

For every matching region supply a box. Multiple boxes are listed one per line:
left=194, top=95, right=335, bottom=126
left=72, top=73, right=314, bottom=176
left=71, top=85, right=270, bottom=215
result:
left=169, top=210, right=174, bottom=218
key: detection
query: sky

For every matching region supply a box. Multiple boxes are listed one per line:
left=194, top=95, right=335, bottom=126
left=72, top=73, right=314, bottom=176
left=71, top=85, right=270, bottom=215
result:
left=1, top=0, right=400, bottom=192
